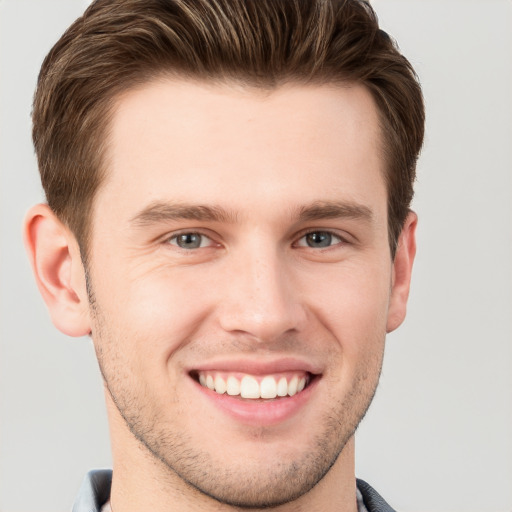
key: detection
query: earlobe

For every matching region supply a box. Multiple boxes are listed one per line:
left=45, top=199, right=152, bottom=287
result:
left=386, top=211, right=417, bottom=333
left=23, top=204, right=91, bottom=337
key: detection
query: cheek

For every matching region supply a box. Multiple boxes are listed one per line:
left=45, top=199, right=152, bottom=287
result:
left=301, top=260, right=392, bottom=341
left=298, top=260, right=390, bottom=388
left=90, top=262, right=217, bottom=380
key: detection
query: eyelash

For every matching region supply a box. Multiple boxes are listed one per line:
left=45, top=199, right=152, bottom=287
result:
left=167, top=231, right=216, bottom=250
left=294, top=230, right=345, bottom=249
left=165, top=229, right=347, bottom=251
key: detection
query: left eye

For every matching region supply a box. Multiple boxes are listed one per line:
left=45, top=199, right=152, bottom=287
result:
left=296, top=231, right=343, bottom=248
left=168, top=232, right=212, bottom=249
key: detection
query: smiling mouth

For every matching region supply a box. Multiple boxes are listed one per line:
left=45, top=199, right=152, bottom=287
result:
left=191, top=371, right=314, bottom=400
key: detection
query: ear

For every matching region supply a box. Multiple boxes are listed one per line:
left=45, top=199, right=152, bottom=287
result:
left=23, top=204, right=91, bottom=337
left=386, top=211, right=417, bottom=333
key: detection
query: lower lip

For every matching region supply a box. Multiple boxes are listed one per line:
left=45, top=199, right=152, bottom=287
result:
left=192, top=376, right=319, bottom=426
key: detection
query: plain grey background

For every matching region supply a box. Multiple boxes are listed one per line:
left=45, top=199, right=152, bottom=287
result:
left=1, top=1, right=511, bottom=511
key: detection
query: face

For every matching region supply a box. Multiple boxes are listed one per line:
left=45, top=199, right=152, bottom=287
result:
left=86, top=79, right=400, bottom=508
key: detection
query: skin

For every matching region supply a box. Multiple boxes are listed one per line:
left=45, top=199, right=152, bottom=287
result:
left=25, top=80, right=416, bottom=511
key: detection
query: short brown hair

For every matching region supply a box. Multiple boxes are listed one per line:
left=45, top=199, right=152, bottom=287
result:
left=32, top=0, right=424, bottom=259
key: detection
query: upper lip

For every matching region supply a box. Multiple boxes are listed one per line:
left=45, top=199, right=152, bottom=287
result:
left=188, top=356, right=323, bottom=376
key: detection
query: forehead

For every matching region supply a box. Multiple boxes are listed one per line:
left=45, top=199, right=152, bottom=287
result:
left=97, top=79, right=385, bottom=221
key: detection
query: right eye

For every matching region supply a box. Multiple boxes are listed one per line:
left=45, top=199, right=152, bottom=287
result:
left=168, top=232, right=213, bottom=250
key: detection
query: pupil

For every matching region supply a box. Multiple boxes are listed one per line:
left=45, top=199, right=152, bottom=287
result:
left=178, top=233, right=201, bottom=248
left=307, top=232, right=331, bottom=248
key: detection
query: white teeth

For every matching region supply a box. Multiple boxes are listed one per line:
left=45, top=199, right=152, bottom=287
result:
left=260, top=376, right=277, bottom=399
left=240, top=375, right=260, bottom=398
left=288, top=376, right=299, bottom=396
left=277, top=377, right=288, bottom=397
left=198, top=372, right=310, bottom=399
left=226, top=375, right=240, bottom=396
left=214, top=375, right=227, bottom=394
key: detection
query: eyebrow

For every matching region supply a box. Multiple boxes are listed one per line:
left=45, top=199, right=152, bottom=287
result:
left=296, top=201, right=373, bottom=223
left=130, top=199, right=373, bottom=227
left=130, top=202, right=238, bottom=226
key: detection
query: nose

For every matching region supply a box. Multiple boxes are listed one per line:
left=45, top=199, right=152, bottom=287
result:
left=217, top=247, right=307, bottom=343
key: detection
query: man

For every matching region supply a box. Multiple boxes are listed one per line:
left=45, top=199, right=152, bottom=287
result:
left=24, top=0, right=424, bottom=510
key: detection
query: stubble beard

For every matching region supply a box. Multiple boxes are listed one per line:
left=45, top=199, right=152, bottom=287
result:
left=88, top=287, right=383, bottom=509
